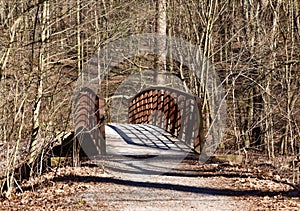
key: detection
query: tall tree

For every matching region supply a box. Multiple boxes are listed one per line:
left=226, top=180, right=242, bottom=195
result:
left=154, top=0, right=167, bottom=84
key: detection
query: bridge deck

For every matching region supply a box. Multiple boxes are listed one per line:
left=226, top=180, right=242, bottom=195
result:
left=95, top=124, right=198, bottom=176
left=105, top=123, right=195, bottom=157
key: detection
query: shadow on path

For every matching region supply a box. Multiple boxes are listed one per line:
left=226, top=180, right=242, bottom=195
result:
left=52, top=174, right=298, bottom=198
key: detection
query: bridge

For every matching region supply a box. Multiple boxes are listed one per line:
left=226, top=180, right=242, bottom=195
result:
left=72, top=86, right=206, bottom=169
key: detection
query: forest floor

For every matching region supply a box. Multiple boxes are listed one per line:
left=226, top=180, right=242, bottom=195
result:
left=0, top=158, right=299, bottom=211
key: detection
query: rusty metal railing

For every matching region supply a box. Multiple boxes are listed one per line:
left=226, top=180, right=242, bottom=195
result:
left=73, top=87, right=106, bottom=159
left=128, top=86, right=205, bottom=153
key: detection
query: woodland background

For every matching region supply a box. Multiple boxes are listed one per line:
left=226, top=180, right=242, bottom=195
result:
left=0, top=0, right=299, bottom=196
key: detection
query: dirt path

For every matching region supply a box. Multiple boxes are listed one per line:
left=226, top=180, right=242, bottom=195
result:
left=1, top=124, right=299, bottom=210
left=0, top=161, right=299, bottom=210
left=1, top=110, right=297, bottom=210
left=75, top=165, right=247, bottom=210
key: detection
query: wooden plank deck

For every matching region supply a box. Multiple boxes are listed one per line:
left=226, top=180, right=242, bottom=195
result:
left=94, top=124, right=198, bottom=176
left=105, top=123, right=195, bottom=157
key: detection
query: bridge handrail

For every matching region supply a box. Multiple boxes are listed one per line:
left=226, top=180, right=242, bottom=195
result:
left=128, top=86, right=205, bottom=153
left=73, top=87, right=106, bottom=156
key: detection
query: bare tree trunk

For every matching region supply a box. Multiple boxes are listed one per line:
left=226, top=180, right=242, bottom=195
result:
left=28, top=1, right=48, bottom=168
left=73, top=0, right=82, bottom=167
left=154, top=0, right=167, bottom=84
